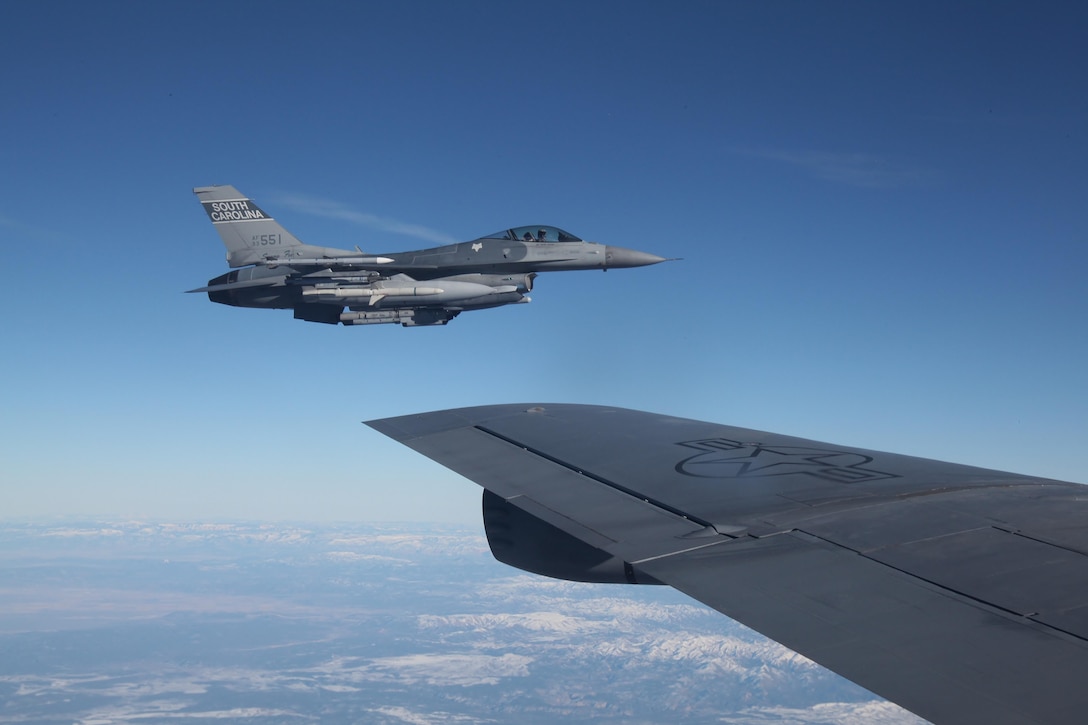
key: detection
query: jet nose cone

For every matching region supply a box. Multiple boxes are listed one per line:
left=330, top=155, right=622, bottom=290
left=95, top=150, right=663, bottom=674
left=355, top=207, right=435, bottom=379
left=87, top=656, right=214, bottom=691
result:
left=604, top=246, right=668, bottom=268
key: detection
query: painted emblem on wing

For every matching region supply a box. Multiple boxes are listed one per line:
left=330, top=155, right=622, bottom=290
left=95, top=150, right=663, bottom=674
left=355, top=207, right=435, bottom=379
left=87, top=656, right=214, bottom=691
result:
left=675, top=439, right=899, bottom=483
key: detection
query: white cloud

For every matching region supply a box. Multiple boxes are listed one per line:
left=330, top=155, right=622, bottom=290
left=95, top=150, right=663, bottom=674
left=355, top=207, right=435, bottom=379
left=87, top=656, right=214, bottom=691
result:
left=418, top=611, right=611, bottom=635
left=366, top=653, right=533, bottom=687
left=370, top=706, right=491, bottom=724
left=718, top=700, right=927, bottom=724
left=325, top=550, right=414, bottom=563
left=733, top=148, right=938, bottom=188
left=77, top=706, right=314, bottom=721
left=274, top=195, right=458, bottom=245
left=0, top=212, right=68, bottom=241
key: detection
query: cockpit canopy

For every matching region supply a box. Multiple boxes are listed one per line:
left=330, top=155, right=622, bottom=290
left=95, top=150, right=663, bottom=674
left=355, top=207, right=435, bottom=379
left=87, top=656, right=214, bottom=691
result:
left=481, top=225, right=583, bottom=243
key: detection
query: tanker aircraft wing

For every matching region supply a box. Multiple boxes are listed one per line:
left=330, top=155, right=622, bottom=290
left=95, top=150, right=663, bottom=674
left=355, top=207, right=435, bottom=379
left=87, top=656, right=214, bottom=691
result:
left=367, top=403, right=1088, bottom=725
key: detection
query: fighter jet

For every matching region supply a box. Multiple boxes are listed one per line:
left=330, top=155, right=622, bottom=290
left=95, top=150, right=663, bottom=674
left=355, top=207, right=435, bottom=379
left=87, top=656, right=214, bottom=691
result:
left=189, top=185, right=667, bottom=327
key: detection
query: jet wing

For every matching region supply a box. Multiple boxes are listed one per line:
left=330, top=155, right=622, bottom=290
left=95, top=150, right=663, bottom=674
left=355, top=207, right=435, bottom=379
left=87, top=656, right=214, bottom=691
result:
left=367, top=403, right=1088, bottom=725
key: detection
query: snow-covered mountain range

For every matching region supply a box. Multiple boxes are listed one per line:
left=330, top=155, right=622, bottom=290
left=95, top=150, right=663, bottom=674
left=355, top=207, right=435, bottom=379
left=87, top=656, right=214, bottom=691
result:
left=0, top=521, right=925, bottom=724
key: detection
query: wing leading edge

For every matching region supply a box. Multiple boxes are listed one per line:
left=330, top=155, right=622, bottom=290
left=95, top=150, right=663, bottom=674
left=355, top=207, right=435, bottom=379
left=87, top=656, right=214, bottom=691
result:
left=367, top=403, right=1088, bottom=725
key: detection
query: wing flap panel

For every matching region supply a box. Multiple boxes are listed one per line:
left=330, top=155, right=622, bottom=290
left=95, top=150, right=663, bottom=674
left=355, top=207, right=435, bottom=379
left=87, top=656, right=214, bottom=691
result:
left=639, top=531, right=1088, bottom=725
left=872, top=526, right=1088, bottom=633
left=795, top=499, right=990, bottom=552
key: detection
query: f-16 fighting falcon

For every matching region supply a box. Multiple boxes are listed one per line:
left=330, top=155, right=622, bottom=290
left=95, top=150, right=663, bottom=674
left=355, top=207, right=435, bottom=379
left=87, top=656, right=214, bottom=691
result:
left=189, top=185, right=667, bottom=327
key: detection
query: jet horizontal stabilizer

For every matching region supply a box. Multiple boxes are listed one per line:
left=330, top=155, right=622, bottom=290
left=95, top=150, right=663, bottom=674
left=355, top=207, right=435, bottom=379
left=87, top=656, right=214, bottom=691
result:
left=186, top=275, right=287, bottom=294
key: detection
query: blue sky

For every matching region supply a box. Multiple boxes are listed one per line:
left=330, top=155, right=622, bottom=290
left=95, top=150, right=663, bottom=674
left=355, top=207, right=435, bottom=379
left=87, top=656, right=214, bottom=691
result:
left=2, top=1, right=1085, bottom=524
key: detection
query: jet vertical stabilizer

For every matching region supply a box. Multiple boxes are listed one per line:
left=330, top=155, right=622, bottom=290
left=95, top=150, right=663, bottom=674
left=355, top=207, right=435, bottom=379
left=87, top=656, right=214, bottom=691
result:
left=194, top=185, right=309, bottom=268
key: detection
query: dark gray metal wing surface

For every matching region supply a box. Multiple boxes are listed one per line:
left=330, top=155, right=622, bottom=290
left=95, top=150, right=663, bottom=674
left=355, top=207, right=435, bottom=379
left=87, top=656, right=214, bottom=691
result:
left=367, top=403, right=1088, bottom=725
